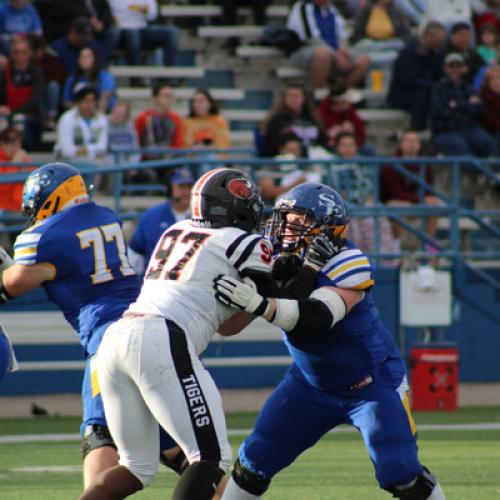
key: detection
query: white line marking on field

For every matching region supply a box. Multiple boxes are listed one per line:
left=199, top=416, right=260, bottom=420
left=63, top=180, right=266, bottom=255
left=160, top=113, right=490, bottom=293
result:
left=1, top=423, right=500, bottom=444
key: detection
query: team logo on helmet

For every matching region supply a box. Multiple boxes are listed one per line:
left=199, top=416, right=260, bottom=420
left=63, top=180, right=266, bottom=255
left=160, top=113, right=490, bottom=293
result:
left=227, top=178, right=254, bottom=200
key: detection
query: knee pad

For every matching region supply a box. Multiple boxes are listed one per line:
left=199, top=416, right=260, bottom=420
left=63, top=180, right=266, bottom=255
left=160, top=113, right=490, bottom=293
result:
left=232, top=458, right=271, bottom=497
left=81, top=424, right=115, bottom=459
left=160, top=449, right=188, bottom=475
left=385, top=467, right=438, bottom=499
left=172, top=460, right=225, bottom=500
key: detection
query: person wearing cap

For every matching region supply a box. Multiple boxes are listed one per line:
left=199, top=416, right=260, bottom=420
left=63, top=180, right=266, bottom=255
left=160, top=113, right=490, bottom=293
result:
left=54, top=86, right=108, bottom=161
left=317, top=82, right=368, bottom=151
left=128, top=168, right=194, bottom=274
left=50, top=17, right=107, bottom=74
left=446, top=22, right=486, bottom=84
left=431, top=51, right=497, bottom=156
left=388, top=21, right=447, bottom=130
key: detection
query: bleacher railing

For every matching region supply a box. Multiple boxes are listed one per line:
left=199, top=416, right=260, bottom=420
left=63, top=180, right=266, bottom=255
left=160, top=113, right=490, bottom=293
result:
left=1, top=153, right=499, bottom=290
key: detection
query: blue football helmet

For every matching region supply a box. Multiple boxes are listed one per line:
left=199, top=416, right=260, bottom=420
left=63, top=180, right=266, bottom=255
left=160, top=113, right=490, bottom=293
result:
left=22, top=163, right=88, bottom=226
left=267, top=182, right=350, bottom=253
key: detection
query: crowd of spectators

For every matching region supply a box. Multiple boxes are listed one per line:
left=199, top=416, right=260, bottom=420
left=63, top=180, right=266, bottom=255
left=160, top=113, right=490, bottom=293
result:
left=1, top=0, right=500, bottom=255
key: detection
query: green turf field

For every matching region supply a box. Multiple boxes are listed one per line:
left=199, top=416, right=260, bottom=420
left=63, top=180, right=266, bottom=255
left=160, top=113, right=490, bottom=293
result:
left=1, top=408, right=499, bottom=499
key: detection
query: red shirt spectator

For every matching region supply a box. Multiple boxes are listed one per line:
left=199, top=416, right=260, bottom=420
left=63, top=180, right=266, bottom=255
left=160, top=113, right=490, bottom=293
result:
left=135, top=83, right=184, bottom=155
left=0, top=126, right=32, bottom=212
left=317, top=84, right=366, bottom=148
left=480, top=65, right=500, bottom=133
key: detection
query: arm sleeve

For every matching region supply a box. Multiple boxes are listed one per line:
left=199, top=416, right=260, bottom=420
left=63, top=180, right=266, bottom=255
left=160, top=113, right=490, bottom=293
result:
left=56, top=112, right=78, bottom=158
left=146, top=0, right=158, bottom=21
left=287, top=298, right=334, bottom=335
left=100, top=70, right=116, bottom=93
left=243, top=266, right=318, bottom=300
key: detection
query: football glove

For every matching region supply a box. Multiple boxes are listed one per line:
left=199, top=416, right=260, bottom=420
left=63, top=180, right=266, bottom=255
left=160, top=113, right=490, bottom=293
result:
left=0, top=246, right=13, bottom=273
left=303, top=233, right=340, bottom=272
left=213, top=275, right=270, bottom=316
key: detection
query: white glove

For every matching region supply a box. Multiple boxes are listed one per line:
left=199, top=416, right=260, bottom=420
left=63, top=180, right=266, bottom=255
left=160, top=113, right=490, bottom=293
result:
left=0, top=246, right=13, bottom=273
left=213, top=275, right=269, bottom=315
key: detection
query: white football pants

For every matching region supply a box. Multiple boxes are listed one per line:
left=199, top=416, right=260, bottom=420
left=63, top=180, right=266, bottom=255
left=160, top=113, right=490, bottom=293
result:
left=96, top=315, right=232, bottom=486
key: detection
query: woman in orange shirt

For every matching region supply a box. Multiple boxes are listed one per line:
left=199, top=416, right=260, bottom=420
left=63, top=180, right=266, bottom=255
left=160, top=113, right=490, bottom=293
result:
left=183, top=89, right=231, bottom=149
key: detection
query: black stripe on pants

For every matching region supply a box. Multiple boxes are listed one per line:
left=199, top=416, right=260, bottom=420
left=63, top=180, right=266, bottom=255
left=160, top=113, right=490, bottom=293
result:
left=167, top=320, right=221, bottom=463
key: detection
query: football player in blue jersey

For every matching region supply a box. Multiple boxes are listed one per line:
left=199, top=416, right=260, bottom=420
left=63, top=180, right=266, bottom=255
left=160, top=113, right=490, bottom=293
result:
left=0, top=162, right=184, bottom=486
left=128, top=168, right=194, bottom=274
left=214, top=183, right=446, bottom=500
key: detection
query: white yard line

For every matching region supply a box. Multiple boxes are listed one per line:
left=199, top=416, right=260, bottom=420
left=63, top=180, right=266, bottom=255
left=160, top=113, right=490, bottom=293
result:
left=1, top=423, right=500, bottom=444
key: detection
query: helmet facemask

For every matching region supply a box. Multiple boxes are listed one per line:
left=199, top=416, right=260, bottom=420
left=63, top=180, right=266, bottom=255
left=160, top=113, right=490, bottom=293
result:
left=268, top=208, right=318, bottom=254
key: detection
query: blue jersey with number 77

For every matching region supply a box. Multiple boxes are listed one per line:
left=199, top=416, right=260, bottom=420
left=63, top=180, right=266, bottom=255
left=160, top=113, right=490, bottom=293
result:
left=13, top=202, right=141, bottom=356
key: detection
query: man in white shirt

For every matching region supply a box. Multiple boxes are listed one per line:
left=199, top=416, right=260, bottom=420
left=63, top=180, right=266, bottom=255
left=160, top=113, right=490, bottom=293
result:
left=287, top=0, right=370, bottom=88
left=54, top=87, right=108, bottom=161
left=107, top=0, right=180, bottom=66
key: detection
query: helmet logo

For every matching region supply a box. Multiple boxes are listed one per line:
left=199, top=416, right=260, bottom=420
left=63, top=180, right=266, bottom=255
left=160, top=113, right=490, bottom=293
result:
left=228, top=178, right=253, bottom=200
left=318, top=193, right=343, bottom=217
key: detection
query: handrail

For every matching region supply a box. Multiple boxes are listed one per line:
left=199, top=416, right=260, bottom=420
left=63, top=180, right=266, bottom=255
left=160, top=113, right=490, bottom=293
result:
left=1, top=156, right=499, bottom=280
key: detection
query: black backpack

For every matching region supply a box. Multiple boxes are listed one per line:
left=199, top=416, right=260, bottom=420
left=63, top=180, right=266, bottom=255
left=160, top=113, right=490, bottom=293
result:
left=259, top=23, right=304, bottom=55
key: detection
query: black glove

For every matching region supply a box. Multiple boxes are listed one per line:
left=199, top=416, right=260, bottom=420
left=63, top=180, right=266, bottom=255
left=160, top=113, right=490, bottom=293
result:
left=303, top=233, right=341, bottom=271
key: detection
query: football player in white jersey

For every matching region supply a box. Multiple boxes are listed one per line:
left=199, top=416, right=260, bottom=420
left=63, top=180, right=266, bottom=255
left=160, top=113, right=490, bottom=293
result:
left=79, top=168, right=349, bottom=500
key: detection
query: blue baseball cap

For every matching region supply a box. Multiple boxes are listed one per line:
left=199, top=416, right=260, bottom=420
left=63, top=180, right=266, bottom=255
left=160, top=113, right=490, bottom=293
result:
left=170, top=168, right=194, bottom=185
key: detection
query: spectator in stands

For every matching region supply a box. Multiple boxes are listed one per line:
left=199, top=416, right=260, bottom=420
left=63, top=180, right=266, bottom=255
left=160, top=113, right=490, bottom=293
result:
left=0, top=126, right=32, bottom=248
left=63, top=46, right=116, bottom=112
left=107, top=0, right=180, bottom=67
left=393, top=0, right=426, bottom=25
left=388, top=21, right=447, bottom=130
left=446, top=22, right=486, bottom=84
left=420, top=0, right=472, bottom=32
left=286, top=0, right=370, bottom=88
left=477, top=22, right=498, bottom=64
left=134, top=81, right=184, bottom=166
left=50, top=17, right=107, bottom=73
left=257, top=131, right=321, bottom=203
left=350, top=0, right=412, bottom=48
left=471, top=0, right=500, bottom=32
left=0, top=126, right=31, bottom=212
left=54, top=86, right=108, bottom=161
left=332, top=131, right=395, bottom=255
left=107, top=100, right=141, bottom=170
left=431, top=52, right=497, bottom=156
left=29, top=34, right=66, bottom=129
left=380, top=129, right=441, bottom=252
left=216, top=0, right=271, bottom=25
left=128, top=168, right=194, bottom=274
left=0, top=36, right=43, bottom=150
left=35, top=0, right=115, bottom=61
left=317, top=81, right=372, bottom=154
left=480, top=65, right=500, bottom=149
left=0, top=0, right=43, bottom=54
left=260, top=84, right=325, bottom=157
left=183, top=89, right=230, bottom=150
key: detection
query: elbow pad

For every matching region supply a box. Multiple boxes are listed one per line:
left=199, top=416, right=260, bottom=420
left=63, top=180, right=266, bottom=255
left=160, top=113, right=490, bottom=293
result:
left=271, top=288, right=347, bottom=335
